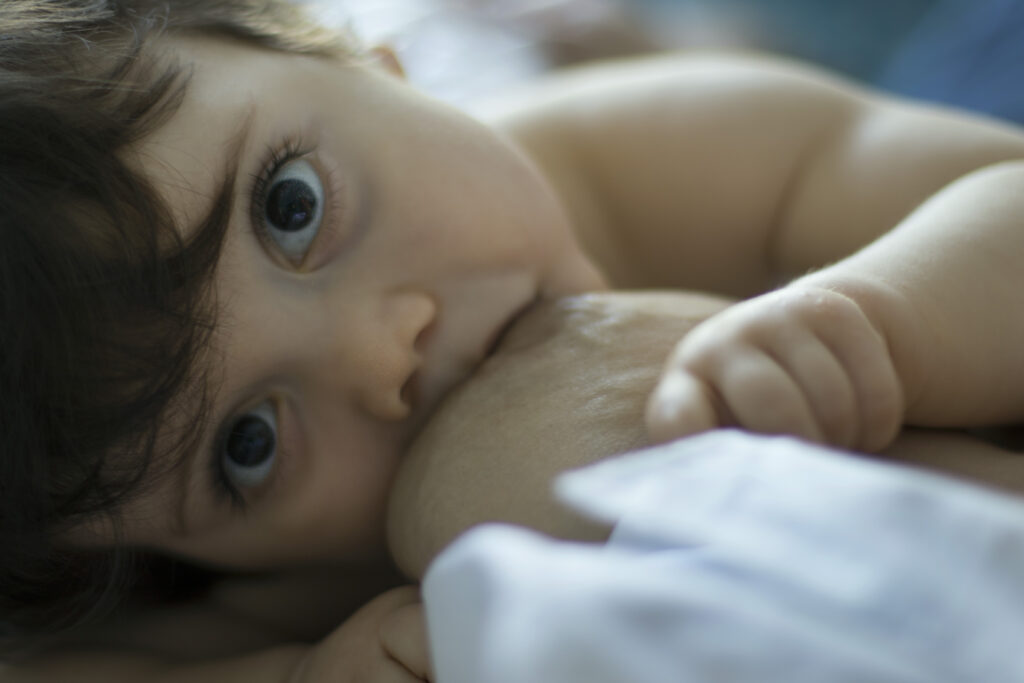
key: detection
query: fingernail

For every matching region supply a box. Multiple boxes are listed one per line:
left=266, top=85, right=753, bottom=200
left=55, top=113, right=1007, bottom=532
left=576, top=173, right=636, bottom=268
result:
left=652, top=377, right=686, bottom=423
left=655, top=372, right=687, bottom=404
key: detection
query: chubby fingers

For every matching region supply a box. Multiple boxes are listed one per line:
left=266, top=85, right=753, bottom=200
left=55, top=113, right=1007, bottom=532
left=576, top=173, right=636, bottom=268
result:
left=380, top=593, right=433, bottom=681
left=645, top=370, right=721, bottom=443
left=299, top=585, right=432, bottom=683
left=769, top=326, right=859, bottom=448
left=808, top=293, right=903, bottom=452
left=647, top=345, right=827, bottom=446
left=646, top=288, right=904, bottom=452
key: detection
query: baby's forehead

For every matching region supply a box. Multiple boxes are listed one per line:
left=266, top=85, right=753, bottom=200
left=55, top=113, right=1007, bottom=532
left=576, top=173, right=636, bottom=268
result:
left=132, top=32, right=359, bottom=233
left=128, top=38, right=265, bottom=237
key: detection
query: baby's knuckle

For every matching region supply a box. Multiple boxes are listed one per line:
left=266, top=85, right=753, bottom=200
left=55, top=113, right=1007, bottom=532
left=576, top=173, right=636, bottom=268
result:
left=767, top=406, right=813, bottom=436
left=816, top=408, right=855, bottom=447
left=676, top=337, right=726, bottom=372
left=812, top=400, right=847, bottom=431
left=858, top=393, right=902, bottom=450
left=769, top=286, right=856, bottom=328
left=727, top=377, right=799, bottom=432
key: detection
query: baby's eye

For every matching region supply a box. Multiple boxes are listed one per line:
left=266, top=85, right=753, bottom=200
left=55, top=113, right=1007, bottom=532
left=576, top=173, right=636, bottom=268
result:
left=261, top=158, right=324, bottom=264
left=221, top=401, right=277, bottom=490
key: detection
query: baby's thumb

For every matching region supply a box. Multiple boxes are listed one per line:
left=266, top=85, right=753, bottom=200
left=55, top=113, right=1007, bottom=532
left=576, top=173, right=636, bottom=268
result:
left=381, top=600, right=433, bottom=681
left=646, top=371, right=719, bottom=444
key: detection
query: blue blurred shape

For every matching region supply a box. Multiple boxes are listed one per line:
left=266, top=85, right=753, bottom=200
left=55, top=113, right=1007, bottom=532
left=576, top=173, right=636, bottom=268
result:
left=879, top=0, right=1024, bottom=124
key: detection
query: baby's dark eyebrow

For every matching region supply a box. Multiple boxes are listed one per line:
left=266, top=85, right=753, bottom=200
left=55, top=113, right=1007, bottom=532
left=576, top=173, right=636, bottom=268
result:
left=168, top=105, right=258, bottom=537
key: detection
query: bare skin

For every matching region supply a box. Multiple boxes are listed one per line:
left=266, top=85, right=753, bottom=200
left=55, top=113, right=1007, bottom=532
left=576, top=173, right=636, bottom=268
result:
left=9, top=292, right=1022, bottom=682
left=387, top=291, right=1024, bottom=579
left=12, top=32, right=1024, bottom=683
left=490, top=54, right=1024, bottom=456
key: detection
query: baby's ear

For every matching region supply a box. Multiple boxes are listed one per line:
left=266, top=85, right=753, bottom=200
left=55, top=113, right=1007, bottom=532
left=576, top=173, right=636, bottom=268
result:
left=369, top=44, right=406, bottom=79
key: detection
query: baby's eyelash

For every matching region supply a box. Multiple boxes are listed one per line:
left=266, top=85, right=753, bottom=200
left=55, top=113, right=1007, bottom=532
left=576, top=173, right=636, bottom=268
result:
left=249, top=139, right=308, bottom=232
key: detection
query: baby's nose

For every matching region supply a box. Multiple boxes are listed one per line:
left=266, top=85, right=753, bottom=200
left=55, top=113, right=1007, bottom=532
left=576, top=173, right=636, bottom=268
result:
left=352, top=290, right=438, bottom=422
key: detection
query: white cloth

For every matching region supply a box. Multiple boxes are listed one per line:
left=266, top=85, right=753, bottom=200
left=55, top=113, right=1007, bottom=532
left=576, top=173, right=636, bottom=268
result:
left=423, top=430, right=1024, bottom=683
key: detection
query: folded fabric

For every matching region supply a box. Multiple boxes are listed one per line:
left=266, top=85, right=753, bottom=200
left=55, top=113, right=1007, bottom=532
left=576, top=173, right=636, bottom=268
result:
left=423, top=430, right=1024, bottom=683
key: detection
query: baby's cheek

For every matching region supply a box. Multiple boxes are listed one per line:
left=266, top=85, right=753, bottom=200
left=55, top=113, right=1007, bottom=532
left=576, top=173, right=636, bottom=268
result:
left=279, top=427, right=406, bottom=566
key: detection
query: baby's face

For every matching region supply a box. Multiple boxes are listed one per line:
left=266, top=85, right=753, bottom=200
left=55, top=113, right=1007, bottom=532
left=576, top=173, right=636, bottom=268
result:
left=105, top=33, right=603, bottom=570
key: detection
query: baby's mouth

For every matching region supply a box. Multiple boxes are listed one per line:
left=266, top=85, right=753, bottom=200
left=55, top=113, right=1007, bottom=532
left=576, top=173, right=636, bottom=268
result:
left=484, top=293, right=542, bottom=359
left=405, top=292, right=542, bottom=442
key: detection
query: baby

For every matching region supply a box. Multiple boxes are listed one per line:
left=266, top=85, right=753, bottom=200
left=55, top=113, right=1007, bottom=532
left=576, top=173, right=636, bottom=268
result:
left=4, top=0, right=1024, bottom=680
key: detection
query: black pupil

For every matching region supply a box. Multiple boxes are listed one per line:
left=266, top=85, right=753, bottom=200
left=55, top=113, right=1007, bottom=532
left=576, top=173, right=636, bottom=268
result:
left=226, top=416, right=275, bottom=467
left=266, top=179, right=316, bottom=232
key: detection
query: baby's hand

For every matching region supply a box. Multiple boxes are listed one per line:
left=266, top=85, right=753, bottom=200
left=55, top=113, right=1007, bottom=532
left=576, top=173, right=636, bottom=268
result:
left=291, top=586, right=432, bottom=682
left=646, top=287, right=904, bottom=452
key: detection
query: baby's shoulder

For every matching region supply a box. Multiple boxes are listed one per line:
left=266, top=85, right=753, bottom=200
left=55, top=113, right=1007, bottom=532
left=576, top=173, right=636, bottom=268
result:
left=476, top=53, right=867, bottom=287
left=477, top=51, right=868, bottom=137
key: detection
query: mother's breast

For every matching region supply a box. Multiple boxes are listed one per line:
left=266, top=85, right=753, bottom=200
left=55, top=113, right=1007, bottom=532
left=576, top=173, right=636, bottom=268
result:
left=386, top=290, right=733, bottom=579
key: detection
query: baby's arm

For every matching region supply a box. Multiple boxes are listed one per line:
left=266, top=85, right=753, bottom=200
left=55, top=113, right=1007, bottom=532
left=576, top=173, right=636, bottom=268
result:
left=3, top=586, right=430, bottom=683
left=649, top=162, right=1024, bottom=450
left=491, top=53, right=1024, bottom=449
left=3, top=645, right=304, bottom=683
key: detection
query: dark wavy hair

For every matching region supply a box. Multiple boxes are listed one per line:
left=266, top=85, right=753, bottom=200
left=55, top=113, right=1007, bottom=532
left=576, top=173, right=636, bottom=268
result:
left=0, top=0, right=358, bottom=654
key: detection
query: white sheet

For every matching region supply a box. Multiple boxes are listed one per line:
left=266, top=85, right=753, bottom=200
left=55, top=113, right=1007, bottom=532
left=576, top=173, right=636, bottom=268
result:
left=423, top=430, right=1024, bottom=683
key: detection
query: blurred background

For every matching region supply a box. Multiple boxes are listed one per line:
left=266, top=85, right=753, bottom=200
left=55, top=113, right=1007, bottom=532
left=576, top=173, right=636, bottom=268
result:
left=305, top=0, right=1024, bottom=124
